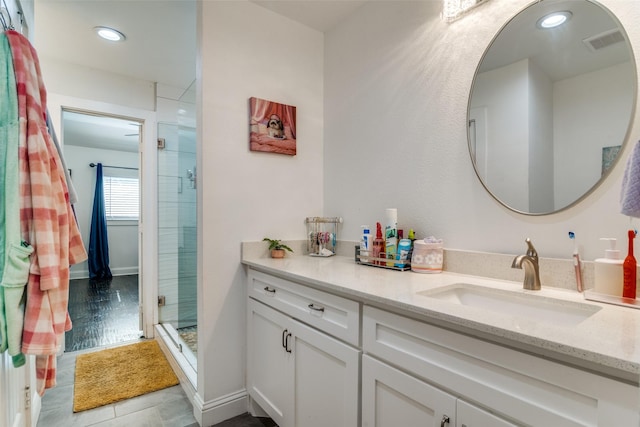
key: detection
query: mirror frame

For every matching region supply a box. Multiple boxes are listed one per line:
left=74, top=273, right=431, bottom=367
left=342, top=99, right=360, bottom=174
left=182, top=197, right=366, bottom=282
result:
left=467, top=0, right=638, bottom=216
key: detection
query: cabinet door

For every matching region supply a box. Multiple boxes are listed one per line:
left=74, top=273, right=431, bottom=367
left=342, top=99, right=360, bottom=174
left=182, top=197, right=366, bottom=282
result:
left=247, top=299, right=293, bottom=427
left=291, top=318, right=360, bottom=427
left=362, top=355, right=456, bottom=427
left=457, top=400, right=517, bottom=427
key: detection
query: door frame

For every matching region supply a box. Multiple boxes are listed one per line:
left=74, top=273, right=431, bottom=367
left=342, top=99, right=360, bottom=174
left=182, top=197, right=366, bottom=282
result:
left=48, top=94, right=159, bottom=339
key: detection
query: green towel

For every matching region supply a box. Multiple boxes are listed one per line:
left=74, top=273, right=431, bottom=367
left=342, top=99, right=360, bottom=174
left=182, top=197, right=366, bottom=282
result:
left=0, top=33, right=12, bottom=354
left=0, top=32, right=32, bottom=367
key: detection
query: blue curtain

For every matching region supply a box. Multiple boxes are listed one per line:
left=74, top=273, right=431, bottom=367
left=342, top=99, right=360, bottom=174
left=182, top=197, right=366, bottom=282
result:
left=88, top=163, right=112, bottom=280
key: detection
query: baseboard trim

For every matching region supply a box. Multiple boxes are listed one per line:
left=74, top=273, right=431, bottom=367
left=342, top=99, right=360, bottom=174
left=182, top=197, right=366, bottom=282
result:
left=155, top=326, right=247, bottom=426
left=193, top=389, right=248, bottom=427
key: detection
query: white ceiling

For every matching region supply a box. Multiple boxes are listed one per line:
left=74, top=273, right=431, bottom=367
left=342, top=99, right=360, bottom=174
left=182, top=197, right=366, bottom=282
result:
left=63, top=111, right=142, bottom=153
left=33, top=0, right=365, bottom=92
left=33, top=0, right=362, bottom=152
left=34, top=0, right=198, bottom=90
left=252, top=1, right=367, bottom=32
left=37, top=0, right=630, bottom=152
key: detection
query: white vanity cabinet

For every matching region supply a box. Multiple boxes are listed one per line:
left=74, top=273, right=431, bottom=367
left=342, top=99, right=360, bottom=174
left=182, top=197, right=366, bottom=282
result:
left=246, top=270, right=361, bottom=427
left=363, top=305, right=640, bottom=427
left=362, top=354, right=458, bottom=427
left=362, top=355, right=517, bottom=427
left=244, top=266, right=639, bottom=427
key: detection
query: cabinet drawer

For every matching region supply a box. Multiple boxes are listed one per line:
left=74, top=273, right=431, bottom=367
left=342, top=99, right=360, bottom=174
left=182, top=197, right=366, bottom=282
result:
left=248, top=269, right=360, bottom=346
left=363, top=305, right=639, bottom=427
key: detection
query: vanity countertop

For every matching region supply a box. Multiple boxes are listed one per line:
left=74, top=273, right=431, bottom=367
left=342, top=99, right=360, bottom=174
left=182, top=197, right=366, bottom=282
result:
left=242, top=252, right=640, bottom=384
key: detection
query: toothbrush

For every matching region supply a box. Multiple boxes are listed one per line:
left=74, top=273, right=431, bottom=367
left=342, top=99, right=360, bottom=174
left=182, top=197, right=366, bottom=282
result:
left=568, top=231, right=584, bottom=292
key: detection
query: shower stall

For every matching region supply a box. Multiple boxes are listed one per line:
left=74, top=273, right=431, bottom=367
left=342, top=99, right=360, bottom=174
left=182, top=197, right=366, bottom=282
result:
left=157, top=122, right=197, bottom=372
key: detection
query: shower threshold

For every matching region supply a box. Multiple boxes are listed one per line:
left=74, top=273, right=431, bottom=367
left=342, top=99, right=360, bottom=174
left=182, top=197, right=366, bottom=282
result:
left=157, top=323, right=197, bottom=388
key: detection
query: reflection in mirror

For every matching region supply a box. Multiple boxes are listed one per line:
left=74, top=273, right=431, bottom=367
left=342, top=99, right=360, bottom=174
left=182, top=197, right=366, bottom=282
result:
left=468, top=0, right=636, bottom=215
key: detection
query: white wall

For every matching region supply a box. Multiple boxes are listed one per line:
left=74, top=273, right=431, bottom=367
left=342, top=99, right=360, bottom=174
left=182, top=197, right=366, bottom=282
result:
left=39, top=58, right=155, bottom=111
left=324, top=0, right=640, bottom=262
left=198, top=1, right=324, bottom=423
left=64, top=145, right=139, bottom=278
left=554, top=61, right=634, bottom=209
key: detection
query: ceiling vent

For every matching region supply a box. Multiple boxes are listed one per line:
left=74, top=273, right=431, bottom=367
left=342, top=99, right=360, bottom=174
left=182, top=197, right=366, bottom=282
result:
left=583, top=29, right=625, bottom=52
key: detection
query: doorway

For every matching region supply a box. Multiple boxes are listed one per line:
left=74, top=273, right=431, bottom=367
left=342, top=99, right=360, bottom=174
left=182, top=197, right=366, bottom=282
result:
left=61, top=109, right=144, bottom=352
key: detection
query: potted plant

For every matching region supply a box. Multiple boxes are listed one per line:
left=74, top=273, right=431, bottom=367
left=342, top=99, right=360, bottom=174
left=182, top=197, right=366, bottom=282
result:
left=263, top=238, right=294, bottom=259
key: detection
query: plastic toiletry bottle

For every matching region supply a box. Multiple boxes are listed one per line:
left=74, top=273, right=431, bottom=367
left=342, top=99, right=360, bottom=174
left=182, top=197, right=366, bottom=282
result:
left=360, top=226, right=372, bottom=264
left=384, top=209, right=398, bottom=267
left=407, top=229, right=416, bottom=261
left=373, top=222, right=385, bottom=266
left=395, top=239, right=412, bottom=268
left=594, top=238, right=623, bottom=296
left=623, top=230, right=637, bottom=299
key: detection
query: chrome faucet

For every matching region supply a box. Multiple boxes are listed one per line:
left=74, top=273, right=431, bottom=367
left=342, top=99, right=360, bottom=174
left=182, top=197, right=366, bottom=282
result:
left=511, top=238, right=541, bottom=290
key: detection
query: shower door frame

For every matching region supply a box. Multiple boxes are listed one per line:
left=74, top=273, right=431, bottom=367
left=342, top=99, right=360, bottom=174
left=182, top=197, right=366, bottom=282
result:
left=156, top=122, right=198, bottom=376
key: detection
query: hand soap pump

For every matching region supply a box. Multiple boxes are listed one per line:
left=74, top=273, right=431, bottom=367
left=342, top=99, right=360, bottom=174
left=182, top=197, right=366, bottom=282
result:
left=594, top=238, right=622, bottom=296
left=623, top=230, right=637, bottom=299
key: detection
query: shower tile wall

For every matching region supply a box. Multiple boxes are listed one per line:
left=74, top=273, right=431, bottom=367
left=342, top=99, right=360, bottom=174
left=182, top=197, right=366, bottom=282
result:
left=158, top=123, right=197, bottom=329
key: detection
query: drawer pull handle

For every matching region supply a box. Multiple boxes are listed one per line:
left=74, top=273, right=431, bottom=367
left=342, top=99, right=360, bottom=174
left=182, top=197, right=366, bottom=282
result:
left=308, top=303, right=325, bottom=313
left=282, top=329, right=288, bottom=349
left=440, top=415, right=450, bottom=427
left=264, top=286, right=276, bottom=295
left=285, top=331, right=292, bottom=353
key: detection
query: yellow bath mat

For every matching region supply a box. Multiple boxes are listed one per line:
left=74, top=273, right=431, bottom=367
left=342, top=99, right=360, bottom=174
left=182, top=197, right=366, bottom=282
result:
left=73, top=340, right=179, bottom=412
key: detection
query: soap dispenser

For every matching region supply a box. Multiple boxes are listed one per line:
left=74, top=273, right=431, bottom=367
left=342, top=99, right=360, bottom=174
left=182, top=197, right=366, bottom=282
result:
left=594, top=238, right=623, bottom=296
left=372, top=222, right=385, bottom=266
left=623, top=230, right=637, bottom=299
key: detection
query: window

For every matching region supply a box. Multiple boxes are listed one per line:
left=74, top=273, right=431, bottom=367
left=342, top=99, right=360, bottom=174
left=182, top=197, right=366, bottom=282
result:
left=103, top=176, right=139, bottom=220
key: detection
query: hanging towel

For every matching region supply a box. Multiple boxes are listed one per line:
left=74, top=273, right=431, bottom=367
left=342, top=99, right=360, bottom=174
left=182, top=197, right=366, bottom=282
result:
left=0, top=32, right=13, bottom=355
left=88, top=163, right=112, bottom=280
left=0, top=32, right=34, bottom=368
left=621, top=140, right=640, bottom=217
left=6, top=30, right=87, bottom=394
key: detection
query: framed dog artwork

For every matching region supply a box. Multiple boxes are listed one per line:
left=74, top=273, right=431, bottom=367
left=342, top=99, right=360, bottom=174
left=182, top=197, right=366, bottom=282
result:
left=249, top=97, right=297, bottom=156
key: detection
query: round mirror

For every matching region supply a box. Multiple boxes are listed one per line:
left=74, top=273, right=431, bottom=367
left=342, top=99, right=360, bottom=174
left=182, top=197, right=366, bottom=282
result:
left=468, top=0, right=636, bottom=215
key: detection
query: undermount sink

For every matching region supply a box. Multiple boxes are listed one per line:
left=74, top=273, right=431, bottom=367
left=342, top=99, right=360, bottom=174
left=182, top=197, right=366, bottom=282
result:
left=418, top=283, right=601, bottom=326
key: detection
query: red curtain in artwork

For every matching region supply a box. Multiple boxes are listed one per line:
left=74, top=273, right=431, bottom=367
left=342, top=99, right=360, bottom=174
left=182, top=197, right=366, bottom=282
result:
left=251, top=98, right=296, bottom=139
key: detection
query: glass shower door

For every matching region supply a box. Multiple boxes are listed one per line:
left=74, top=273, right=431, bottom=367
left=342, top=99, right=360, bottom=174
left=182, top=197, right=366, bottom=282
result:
left=157, top=123, right=197, bottom=369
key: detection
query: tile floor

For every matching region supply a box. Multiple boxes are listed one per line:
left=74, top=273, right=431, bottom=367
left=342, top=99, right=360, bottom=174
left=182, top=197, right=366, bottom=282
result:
left=37, top=276, right=276, bottom=427
left=37, top=344, right=199, bottom=427
left=37, top=344, right=277, bottom=427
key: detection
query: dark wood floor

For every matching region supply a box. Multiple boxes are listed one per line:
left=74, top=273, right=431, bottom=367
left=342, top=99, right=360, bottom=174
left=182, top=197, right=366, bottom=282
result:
left=214, top=414, right=278, bottom=427
left=65, top=275, right=142, bottom=352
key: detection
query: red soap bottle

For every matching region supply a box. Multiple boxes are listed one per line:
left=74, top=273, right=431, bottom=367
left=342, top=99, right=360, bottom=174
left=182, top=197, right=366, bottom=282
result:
left=372, top=222, right=385, bottom=266
left=623, top=229, right=637, bottom=299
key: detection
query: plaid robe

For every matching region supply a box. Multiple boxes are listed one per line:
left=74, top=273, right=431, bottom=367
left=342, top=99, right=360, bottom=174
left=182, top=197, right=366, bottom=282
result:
left=6, top=30, right=87, bottom=395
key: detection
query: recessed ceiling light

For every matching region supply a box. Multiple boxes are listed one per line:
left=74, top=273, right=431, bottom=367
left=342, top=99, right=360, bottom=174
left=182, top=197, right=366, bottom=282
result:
left=94, top=26, right=126, bottom=42
left=536, top=11, right=572, bottom=29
